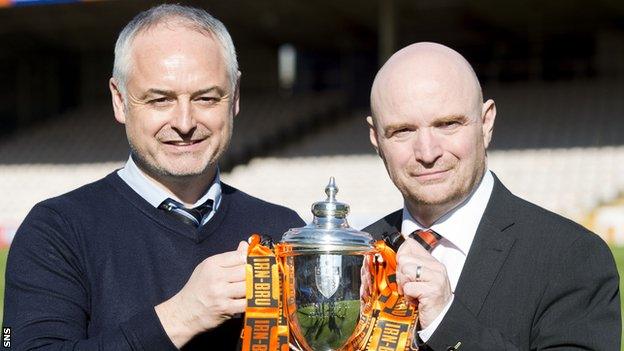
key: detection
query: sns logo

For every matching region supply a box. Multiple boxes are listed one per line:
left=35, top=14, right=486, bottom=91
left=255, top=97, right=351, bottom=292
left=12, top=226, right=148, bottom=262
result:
left=2, top=327, right=10, bottom=348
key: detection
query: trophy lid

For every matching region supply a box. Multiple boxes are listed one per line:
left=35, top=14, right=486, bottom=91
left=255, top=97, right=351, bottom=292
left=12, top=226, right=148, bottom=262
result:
left=311, top=177, right=349, bottom=218
left=280, top=177, right=374, bottom=254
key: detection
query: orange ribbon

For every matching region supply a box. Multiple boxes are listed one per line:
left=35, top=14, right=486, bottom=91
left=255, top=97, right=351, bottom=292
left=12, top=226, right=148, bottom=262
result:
left=350, top=241, right=417, bottom=351
left=241, top=236, right=418, bottom=351
left=241, top=234, right=283, bottom=351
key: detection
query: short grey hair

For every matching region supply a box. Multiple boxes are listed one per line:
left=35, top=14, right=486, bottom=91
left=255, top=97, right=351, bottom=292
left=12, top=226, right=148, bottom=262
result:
left=112, top=4, right=238, bottom=95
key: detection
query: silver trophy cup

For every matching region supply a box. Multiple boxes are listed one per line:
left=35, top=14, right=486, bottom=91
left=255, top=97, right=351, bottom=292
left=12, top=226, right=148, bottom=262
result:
left=280, top=178, right=375, bottom=351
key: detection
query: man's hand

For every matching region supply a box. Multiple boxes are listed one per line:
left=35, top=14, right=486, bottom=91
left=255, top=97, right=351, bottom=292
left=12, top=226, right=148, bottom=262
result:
left=360, top=255, right=373, bottom=302
left=155, top=241, right=249, bottom=348
left=396, top=238, right=452, bottom=329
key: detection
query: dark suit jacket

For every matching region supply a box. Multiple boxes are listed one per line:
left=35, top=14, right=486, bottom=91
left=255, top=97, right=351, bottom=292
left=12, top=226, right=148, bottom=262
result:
left=363, top=176, right=621, bottom=350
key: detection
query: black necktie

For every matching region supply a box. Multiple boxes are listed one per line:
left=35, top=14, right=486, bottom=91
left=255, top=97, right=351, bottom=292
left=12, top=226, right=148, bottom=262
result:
left=158, top=198, right=214, bottom=228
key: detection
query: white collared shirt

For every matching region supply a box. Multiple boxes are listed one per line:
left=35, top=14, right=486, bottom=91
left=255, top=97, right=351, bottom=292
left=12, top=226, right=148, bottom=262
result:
left=117, top=156, right=222, bottom=225
left=402, top=170, right=494, bottom=341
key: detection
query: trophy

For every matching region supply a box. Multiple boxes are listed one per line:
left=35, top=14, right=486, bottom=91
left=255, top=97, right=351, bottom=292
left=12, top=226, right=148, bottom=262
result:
left=279, top=177, right=374, bottom=350
left=241, top=178, right=417, bottom=351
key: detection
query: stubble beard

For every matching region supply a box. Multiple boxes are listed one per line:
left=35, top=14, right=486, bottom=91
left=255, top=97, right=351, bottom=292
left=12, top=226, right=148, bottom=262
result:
left=400, top=156, right=487, bottom=215
left=400, top=176, right=467, bottom=213
left=129, top=143, right=215, bottom=183
left=127, top=121, right=233, bottom=183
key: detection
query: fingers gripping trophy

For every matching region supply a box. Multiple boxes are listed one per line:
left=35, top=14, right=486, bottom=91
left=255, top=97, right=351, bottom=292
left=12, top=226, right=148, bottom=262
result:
left=241, top=178, right=419, bottom=351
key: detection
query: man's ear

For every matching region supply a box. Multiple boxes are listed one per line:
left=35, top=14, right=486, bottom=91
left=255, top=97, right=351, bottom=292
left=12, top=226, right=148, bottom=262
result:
left=366, top=116, right=380, bottom=154
left=110, top=78, right=127, bottom=124
left=232, top=71, right=241, bottom=117
left=481, top=99, right=496, bottom=148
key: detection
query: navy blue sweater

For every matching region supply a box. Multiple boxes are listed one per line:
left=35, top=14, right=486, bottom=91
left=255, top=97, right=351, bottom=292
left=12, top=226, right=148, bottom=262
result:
left=4, top=172, right=304, bottom=350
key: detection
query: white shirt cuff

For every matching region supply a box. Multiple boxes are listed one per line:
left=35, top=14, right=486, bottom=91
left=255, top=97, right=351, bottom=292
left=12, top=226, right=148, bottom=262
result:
left=417, top=294, right=454, bottom=342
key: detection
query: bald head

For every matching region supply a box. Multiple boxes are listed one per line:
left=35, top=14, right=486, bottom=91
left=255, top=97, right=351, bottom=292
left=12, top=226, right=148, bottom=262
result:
left=366, top=42, right=496, bottom=226
left=371, top=42, right=483, bottom=125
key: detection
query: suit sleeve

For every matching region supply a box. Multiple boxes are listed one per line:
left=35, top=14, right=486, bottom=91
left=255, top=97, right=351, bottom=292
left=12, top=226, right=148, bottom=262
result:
left=424, top=233, right=621, bottom=351
left=2, top=204, right=178, bottom=351
left=529, top=233, right=621, bottom=350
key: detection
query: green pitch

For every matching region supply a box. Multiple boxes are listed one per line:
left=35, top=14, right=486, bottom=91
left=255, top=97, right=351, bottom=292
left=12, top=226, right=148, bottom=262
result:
left=293, top=299, right=361, bottom=350
left=0, top=248, right=7, bottom=326
left=612, top=246, right=624, bottom=351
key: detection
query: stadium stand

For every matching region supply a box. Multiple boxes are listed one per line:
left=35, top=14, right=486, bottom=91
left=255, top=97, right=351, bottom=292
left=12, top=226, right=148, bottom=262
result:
left=0, top=80, right=623, bottom=245
left=225, top=91, right=345, bottom=168
left=485, top=79, right=624, bottom=149
left=0, top=106, right=127, bottom=164
left=0, top=92, right=346, bottom=245
left=221, top=79, right=624, bottom=242
left=222, top=147, right=624, bottom=231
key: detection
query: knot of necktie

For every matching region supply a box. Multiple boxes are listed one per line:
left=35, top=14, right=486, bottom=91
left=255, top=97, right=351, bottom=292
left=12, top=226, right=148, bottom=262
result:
left=408, top=229, right=443, bottom=252
left=158, top=198, right=214, bottom=228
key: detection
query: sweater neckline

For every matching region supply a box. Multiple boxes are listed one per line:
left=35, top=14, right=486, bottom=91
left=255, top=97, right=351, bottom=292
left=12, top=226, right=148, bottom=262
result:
left=105, top=172, right=232, bottom=243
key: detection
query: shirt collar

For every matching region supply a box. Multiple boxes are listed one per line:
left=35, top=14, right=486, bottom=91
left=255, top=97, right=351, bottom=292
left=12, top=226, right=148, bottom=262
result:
left=117, top=155, right=222, bottom=211
left=401, top=170, right=494, bottom=255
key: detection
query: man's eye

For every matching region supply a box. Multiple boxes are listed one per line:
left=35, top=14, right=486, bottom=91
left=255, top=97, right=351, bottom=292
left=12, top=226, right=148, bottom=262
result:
left=439, top=121, right=460, bottom=129
left=148, top=97, right=172, bottom=105
left=389, top=128, right=411, bottom=138
left=197, top=96, right=219, bottom=104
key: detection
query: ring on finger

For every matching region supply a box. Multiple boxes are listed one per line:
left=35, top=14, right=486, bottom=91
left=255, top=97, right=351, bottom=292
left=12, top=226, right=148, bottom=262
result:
left=415, top=265, right=423, bottom=280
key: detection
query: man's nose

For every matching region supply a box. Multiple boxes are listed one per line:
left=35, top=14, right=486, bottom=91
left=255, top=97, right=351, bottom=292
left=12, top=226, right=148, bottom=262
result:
left=413, top=128, right=443, bottom=165
left=170, top=100, right=196, bottom=134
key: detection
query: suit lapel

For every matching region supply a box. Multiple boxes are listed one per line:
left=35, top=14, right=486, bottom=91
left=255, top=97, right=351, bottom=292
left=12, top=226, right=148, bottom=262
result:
left=453, top=175, right=517, bottom=316
left=363, top=209, right=402, bottom=240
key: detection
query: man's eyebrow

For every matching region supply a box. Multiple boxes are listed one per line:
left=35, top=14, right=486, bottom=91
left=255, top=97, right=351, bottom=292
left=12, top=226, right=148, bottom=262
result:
left=142, top=87, right=227, bottom=99
left=383, top=123, right=413, bottom=137
left=381, top=114, right=469, bottom=136
left=190, top=87, right=226, bottom=98
left=437, top=114, right=468, bottom=122
left=142, top=89, right=176, bottom=98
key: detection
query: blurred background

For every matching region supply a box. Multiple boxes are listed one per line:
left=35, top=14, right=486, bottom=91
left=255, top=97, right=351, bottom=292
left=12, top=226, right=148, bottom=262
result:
left=0, top=0, right=623, bottom=340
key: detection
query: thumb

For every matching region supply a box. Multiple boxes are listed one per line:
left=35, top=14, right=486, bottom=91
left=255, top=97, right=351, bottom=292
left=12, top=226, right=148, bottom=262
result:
left=397, top=237, right=419, bottom=255
left=237, top=240, right=249, bottom=259
left=396, top=238, right=429, bottom=262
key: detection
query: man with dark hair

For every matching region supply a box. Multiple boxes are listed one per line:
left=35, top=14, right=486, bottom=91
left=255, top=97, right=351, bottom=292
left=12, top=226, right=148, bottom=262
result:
left=364, top=42, right=621, bottom=350
left=4, top=4, right=303, bottom=350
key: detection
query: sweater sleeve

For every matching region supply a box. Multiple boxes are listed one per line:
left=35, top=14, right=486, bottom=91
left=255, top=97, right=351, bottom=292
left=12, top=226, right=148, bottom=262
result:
left=3, top=204, right=178, bottom=351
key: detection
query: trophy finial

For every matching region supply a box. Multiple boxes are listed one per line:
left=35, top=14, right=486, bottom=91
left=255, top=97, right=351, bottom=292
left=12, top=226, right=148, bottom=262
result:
left=311, top=177, right=349, bottom=219
left=325, top=177, right=337, bottom=202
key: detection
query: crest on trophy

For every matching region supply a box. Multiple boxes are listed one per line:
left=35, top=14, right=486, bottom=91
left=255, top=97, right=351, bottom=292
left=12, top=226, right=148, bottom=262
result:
left=315, top=255, right=342, bottom=299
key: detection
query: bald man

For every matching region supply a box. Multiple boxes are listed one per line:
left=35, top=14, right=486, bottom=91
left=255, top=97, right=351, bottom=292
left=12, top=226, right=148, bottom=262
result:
left=363, top=42, right=620, bottom=350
